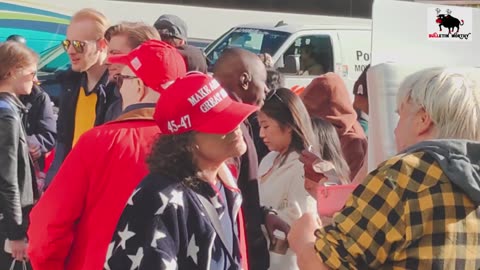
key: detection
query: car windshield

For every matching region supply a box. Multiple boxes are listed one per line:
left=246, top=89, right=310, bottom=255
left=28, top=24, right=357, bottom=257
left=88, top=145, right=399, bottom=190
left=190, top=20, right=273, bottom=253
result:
left=205, top=27, right=290, bottom=66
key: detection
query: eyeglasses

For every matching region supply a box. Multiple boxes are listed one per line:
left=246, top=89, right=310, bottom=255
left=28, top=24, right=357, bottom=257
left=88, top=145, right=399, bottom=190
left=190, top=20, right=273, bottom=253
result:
left=265, top=88, right=285, bottom=103
left=113, top=74, right=139, bottom=88
left=17, top=69, right=37, bottom=81
left=61, top=39, right=97, bottom=53
left=24, top=70, right=37, bottom=79
left=28, top=70, right=37, bottom=81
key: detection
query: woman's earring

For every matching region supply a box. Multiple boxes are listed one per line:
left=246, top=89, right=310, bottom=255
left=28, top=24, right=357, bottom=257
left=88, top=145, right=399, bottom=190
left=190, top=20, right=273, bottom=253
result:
left=195, top=144, right=200, bottom=150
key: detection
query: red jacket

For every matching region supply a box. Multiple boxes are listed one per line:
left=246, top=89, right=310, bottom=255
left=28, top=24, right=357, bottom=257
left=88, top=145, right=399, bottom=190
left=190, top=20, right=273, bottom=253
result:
left=28, top=107, right=160, bottom=270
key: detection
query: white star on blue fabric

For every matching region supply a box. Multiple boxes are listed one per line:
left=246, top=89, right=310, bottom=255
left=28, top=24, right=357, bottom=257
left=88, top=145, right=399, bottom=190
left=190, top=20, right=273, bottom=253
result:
left=118, top=224, right=135, bottom=250
left=127, top=188, right=141, bottom=206
left=151, top=230, right=167, bottom=248
left=127, top=247, right=143, bottom=270
left=155, top=192, right=169, bottom=215
left=104, top=242, right=115, bottom=270
left=170, top=190, right=184, bottom=209
left=162, top=258, right=177, bottom=270
left=187, top=235, right=199, bottom=265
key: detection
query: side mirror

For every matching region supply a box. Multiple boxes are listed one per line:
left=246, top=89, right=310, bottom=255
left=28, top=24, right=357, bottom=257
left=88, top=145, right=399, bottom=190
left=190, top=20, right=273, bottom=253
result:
left=284, top=54, right=300, bottom=74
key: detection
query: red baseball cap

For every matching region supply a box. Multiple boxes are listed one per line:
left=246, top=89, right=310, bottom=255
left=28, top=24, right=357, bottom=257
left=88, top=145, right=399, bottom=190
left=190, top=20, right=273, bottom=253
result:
left=108, top=39, right=186, bottom=92
left=155, top=73, right=258, bottom=135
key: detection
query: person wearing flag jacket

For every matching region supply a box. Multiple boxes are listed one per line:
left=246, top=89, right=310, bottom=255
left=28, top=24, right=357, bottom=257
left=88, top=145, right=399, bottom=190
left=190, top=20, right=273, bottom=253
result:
left=105, top=73, right=257, bottom=269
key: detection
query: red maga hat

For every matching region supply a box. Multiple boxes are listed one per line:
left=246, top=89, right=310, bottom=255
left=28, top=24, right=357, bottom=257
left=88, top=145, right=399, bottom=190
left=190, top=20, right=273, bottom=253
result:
left=108, top=39, right=186, bottom=92
left=155, top=73, right=258, bottom=135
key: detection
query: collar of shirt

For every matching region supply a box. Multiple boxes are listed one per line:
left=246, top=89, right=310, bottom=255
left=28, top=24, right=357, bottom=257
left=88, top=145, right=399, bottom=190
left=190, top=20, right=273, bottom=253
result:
left=80, top=69, right=110, bottom=95
left=123, top=103, right=156, bottom=114
left=358, top=110, right=369, bottom=121
left=0, top=92, right=27, bottom=113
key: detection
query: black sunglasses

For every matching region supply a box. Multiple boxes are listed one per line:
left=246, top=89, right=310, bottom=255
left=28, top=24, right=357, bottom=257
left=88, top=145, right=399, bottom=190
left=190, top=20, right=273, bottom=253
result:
left=113, top=74, right=139, bottom=88
left=265, top=88, right=285, bottom=103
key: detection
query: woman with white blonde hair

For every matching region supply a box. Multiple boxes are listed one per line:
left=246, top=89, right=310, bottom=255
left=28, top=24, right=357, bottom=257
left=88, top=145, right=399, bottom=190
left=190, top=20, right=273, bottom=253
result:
left=289, top=67, right=480, bottom=270
left=395, top=67, right=480, bottom=147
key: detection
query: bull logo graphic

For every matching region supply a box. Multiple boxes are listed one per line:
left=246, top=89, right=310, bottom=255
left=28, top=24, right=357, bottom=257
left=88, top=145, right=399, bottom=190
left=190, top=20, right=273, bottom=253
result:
left=436, top=8, right=464, bottom=34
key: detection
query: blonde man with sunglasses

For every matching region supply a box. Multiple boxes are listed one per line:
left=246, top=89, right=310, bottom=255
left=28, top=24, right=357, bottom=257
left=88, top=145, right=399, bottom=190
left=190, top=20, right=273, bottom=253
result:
left=28, top=40, right=186, bottom=270
left=45, top=8, right=119, bottom=187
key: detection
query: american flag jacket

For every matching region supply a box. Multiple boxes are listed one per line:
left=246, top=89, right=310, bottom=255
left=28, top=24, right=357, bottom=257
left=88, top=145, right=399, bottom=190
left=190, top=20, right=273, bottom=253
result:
left=104, top=165, right=248, bottom=270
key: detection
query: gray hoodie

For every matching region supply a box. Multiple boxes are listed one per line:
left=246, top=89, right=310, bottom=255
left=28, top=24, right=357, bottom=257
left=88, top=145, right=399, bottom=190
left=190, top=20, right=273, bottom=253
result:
left=402, top=139, right=480, bottom=206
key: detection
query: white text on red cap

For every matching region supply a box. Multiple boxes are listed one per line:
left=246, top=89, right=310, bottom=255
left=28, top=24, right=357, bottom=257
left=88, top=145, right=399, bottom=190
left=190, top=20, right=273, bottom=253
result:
left=166, top=78, right=229, bottom=134
left=188, top=79, right=220, bottom=106
left=167, top=114, right=191, bottom=133
left=200, top=90, right=228, bottom=113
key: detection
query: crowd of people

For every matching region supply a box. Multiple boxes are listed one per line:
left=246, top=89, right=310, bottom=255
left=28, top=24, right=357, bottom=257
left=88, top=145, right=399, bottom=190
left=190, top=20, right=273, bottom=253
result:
left=0, top=6, right=479, bottom=270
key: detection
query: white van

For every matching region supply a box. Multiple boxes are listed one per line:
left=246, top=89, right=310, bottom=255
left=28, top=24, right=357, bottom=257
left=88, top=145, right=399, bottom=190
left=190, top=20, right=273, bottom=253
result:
left=204, top=21, right=372, bottom=95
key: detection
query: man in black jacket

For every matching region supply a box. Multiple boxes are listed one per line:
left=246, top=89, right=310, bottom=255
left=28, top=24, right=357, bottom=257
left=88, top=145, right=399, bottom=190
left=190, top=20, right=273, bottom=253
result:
left=213, top=48, right=273, bottom=270
left=154, top=14, right=208, bottom=73
left=20, top=86, right=57, bottom=190
left=45, top=8, right=118, bottom=186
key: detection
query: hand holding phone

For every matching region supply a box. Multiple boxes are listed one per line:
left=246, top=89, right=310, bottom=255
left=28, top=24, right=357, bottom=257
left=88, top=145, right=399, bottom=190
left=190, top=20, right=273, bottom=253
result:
left=299, top=148, right=325, bottom=183
left=300, top=146, right=341, bottom=184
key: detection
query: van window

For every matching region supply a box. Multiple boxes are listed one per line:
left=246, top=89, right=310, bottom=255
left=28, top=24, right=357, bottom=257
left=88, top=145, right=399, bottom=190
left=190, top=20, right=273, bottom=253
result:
left=276, top=35, right=333, bottom=76
left=206, top=27, right=290, bottom=67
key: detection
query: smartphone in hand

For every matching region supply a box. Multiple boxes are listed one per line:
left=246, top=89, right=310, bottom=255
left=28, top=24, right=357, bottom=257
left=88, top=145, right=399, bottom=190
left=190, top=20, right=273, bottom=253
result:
left=300, top=147, right=325, bottom=183
left=304, top=145, right=342, bottom=185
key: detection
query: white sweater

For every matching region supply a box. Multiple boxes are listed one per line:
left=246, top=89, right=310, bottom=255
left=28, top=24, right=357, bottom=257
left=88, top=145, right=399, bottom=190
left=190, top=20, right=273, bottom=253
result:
left=258, top=151, right=317, bottom=270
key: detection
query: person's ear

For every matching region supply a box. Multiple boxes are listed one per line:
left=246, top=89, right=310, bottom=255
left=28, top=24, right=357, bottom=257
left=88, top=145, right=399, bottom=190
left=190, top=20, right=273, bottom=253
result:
left=287, top=126, right=293, bottom=135
left=415, top=107, right=434, bottom=136
left=97, top=38, right=108, bottom=51
left=240, top=72, right=251, bottom=91
left=5, top=70, right=14, bottom=80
